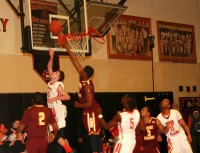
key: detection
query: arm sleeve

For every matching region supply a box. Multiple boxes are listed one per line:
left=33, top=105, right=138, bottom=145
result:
left=55, top=82, right=64, bottom=89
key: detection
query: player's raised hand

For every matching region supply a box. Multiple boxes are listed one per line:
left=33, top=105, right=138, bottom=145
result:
left=62, top=39, right=71, bottom=52
left=49, top=48, right=54, bottom=58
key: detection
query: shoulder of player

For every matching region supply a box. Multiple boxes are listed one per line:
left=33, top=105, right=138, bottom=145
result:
left=121, top=109, right=139, bottom=116
left=26, top=106, right=34, bottom=110
left=170, top=109, right=181, bottom=115
left=81, top=79, right=94, bottom=86
left=151, top=117, right=161, bottom=124
left=54, top=81, right=64, bottom=87
left=156, top=113, right=162, bottom=119
left=28, top=105, right=48, bottom=110
left=48, top=81, right=64, bottom=87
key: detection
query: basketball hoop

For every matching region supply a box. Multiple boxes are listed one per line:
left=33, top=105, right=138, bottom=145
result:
left=58, top=27, right=105, bottom=59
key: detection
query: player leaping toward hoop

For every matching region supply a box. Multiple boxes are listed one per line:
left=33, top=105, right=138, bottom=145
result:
left=47, top=48, right=72, bottom=153
left=63, top=42, right=103, bottom=153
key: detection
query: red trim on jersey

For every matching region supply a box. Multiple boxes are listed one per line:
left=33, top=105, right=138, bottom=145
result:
left=50, top=81, right=56, bottom=85
left=114, top=142, right=122, bottom=153
left=161, top=110, right=171, bottom=119
left=124, top=109, right=134, bottom=114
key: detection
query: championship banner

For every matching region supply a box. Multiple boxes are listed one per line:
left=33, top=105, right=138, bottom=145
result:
left=33, top=53, right=59, bottom=84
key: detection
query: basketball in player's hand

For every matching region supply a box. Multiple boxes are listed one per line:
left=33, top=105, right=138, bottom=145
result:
left=49, top=20, right=62, bottom=35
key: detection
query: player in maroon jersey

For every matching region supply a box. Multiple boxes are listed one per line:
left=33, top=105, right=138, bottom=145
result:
left=17, top=92, right=59, bottom=153
left=63, top=43, right=103, bottom=153
left=140, top=106, right=163, bottom=153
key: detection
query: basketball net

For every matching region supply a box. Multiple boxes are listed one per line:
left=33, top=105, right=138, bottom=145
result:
left=58, top=27, right=105, bottom=60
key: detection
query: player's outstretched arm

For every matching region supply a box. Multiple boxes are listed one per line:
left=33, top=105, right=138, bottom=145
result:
left=74, top=84, right=94, bottom=108
left=100, top=114, right=121, bottom=130
left=156, top=119, right=169, bottom=134
left=48, top=85, right=70, bottom=103
left=137, top=118, right=145, bottom=131
left=179, top=118, right=192, bottom=143
left=47, top=48, right=54, bottom=77
left=63, top=42, right=83, bottom=75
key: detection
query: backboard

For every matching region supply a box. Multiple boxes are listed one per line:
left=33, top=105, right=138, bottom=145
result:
left=25, top=0, right=127, bottom=55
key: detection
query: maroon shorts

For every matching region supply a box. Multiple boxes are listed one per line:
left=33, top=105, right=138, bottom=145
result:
left=26, top=137, right=48, bottom=153
left=140, top=147, right=160, bottom=153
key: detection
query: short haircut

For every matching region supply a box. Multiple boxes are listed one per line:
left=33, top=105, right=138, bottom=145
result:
left=84, top=65, right=94, bottom=78
left=143, top=105, right=152, bottom=115
left=32, top=92, right=44, bottom=105
left=126, top=94, right=137, bottom=110
left=11, top=119, right=20, bottom=124
left=159, top=98, right=170, bottom=108
left=58, top=70, right=65, bottom=81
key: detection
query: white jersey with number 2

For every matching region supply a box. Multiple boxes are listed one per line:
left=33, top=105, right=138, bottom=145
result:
left=113, top=109, right=140, bottom=153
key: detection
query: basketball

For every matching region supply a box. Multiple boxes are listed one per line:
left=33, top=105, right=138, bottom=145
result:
left=49, top=21, right=62, bottom=35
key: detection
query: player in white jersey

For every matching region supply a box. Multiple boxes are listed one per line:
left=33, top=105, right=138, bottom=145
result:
left=47, top=81, right=68, bottom=129
left=97, top=94, right=145, bottom=153
left=48, top=81, right=64, bottom=107
left=157, top=99, right=193, bottom=153
left=47, top=48, right=72, bottom=153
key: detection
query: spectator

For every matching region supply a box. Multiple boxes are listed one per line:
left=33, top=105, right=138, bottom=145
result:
left=188, top=106, right=200, bottom=153
left=0, top=119, right=26, bottom=153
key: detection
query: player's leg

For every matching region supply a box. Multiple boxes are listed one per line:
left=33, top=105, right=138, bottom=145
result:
left=113, top=138, right=136, bottom=153
left=89, top=134, right=103, bottom=153
left=167, top=137, right=181, bottom=153
left=54, top=128, right=72, bottom=153
left=54, top=104, right=72, bottom=153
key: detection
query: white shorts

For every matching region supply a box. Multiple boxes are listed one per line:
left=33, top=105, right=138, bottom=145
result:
left=47, top=100, right=62, bottom=108
left=167, top=133, right=192, bottom=153
left=49, top=104, right=67, bottom=131
left=113, top=139, right=136, bottom=153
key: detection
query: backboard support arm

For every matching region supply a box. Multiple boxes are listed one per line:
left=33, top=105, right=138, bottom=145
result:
left=97, top=0, right=127, bottom=36
left=58, top=0, right=77, bottom=23
left=5, top=0, right=21, bottom=16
